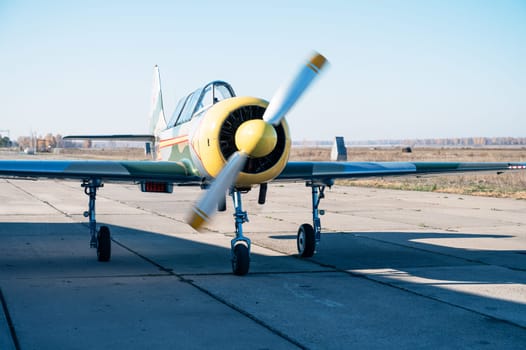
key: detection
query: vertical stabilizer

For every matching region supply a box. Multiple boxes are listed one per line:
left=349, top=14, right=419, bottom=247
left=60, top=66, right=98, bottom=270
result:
left=149, top=65, right=167, bottom=136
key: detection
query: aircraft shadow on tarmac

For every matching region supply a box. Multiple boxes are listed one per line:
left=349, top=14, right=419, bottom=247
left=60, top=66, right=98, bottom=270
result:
left=1, top=222, right=525, bottom=324
left=0, top=222, right=311, bottom=276
left=0, top=222, right=524, bottom=276
left=271, top=231, right=523, bottom=271
left=273, top=231, right=525, bottom=279
left=269, top=230, right=526, bottom=327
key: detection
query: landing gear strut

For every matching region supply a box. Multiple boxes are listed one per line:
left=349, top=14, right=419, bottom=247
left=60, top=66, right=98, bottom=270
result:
left=82, top=179, right=111, bottom=262
left=297, top=181, right=328, bottom=257
left=230, top=188, right=250, bottom=275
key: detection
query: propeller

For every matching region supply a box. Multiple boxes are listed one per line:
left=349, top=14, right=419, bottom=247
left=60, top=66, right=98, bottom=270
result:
left=187, top=52, right=328, bottom=230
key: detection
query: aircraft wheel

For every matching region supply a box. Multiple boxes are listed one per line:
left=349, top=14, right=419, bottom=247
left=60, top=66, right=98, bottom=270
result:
left=232, top=243, right=249, bottom=276
left=97, top=226, right=111, bottom=262
left=297, top=223, right=315, bottom=257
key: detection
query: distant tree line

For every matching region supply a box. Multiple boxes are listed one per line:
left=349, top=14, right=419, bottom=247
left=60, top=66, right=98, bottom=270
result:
left=408, top=137, right=526, bottom=146
left=346, top=137, right=526, bottom=147
left=0, top=136, right=12, bottom=147
left=293, top=137, right=526, bottom=148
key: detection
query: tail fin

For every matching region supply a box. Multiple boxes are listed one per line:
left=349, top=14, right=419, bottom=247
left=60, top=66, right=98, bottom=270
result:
left=149, top=65, right=167, bottom=136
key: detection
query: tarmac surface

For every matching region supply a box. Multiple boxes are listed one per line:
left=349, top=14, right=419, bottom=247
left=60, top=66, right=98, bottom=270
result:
left=0, top=178, right=525, bottom=349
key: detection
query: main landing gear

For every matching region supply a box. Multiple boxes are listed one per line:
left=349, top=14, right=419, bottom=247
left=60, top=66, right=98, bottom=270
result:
left=297, top=181, right=328, bottom=258
left=82, top=179, right=111, bottom=262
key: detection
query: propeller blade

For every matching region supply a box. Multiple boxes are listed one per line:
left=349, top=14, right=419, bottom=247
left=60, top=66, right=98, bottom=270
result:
left=187, top=52, right=328, bottom=231
left=263, top=52, right=328, bottom=126
left=187, top=152, right=247, bottom=231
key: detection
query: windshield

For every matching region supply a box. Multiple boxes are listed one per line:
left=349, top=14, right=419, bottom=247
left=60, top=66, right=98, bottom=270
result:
left=170, top=81, right=236, bottom=127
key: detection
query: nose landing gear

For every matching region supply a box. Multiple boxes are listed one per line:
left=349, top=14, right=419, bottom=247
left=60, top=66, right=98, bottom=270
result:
left=230, top=189, right=251, bottom=275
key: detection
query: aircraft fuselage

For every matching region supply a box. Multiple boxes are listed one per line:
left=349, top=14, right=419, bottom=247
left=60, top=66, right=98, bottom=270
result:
left=157, top=84, right=291, bottom=187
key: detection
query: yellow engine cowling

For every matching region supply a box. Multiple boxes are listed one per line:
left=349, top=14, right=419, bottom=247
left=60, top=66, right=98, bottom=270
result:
left=192, top=96, right=291, bottom=187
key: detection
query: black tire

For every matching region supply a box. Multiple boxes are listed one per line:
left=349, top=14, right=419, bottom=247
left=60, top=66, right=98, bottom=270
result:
left=232, top=244, right=250, bottom=276
left=297, top=223, right=315, bottom=258
left=97, top=226, right=111, bottom=262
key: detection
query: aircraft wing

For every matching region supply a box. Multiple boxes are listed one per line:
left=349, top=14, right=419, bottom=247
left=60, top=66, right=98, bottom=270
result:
left=1, top=159, right=524, bottom=185
left=0, top=160, right=201, bottom=184
left=277, top=161, right=526, bottom=183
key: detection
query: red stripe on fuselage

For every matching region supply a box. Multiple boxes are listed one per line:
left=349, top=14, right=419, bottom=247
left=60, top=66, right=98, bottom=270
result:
left=159, top=135, right=188, bottom=149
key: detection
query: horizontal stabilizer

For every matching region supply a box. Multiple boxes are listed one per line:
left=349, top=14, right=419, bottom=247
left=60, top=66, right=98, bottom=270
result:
left=63, top=134, right=155, bottom=142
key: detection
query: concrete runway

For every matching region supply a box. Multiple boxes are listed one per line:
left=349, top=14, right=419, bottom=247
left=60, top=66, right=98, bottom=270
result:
left=0, top=178, right=525, bottom=349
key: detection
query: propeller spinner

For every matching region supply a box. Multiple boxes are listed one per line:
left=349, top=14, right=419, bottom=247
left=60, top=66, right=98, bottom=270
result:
left=187, top=52, right=328, bottom=230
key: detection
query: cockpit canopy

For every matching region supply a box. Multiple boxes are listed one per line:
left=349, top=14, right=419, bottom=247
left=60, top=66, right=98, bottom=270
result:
left=168, top=81, right=236, bottom=128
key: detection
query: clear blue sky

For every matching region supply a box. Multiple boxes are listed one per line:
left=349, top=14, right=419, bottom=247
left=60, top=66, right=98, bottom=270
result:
left=1, top=0, right=525, bottom=141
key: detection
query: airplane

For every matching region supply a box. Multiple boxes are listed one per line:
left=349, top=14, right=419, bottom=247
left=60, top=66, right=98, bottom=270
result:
left=1, top=52, right=525, bottom=275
